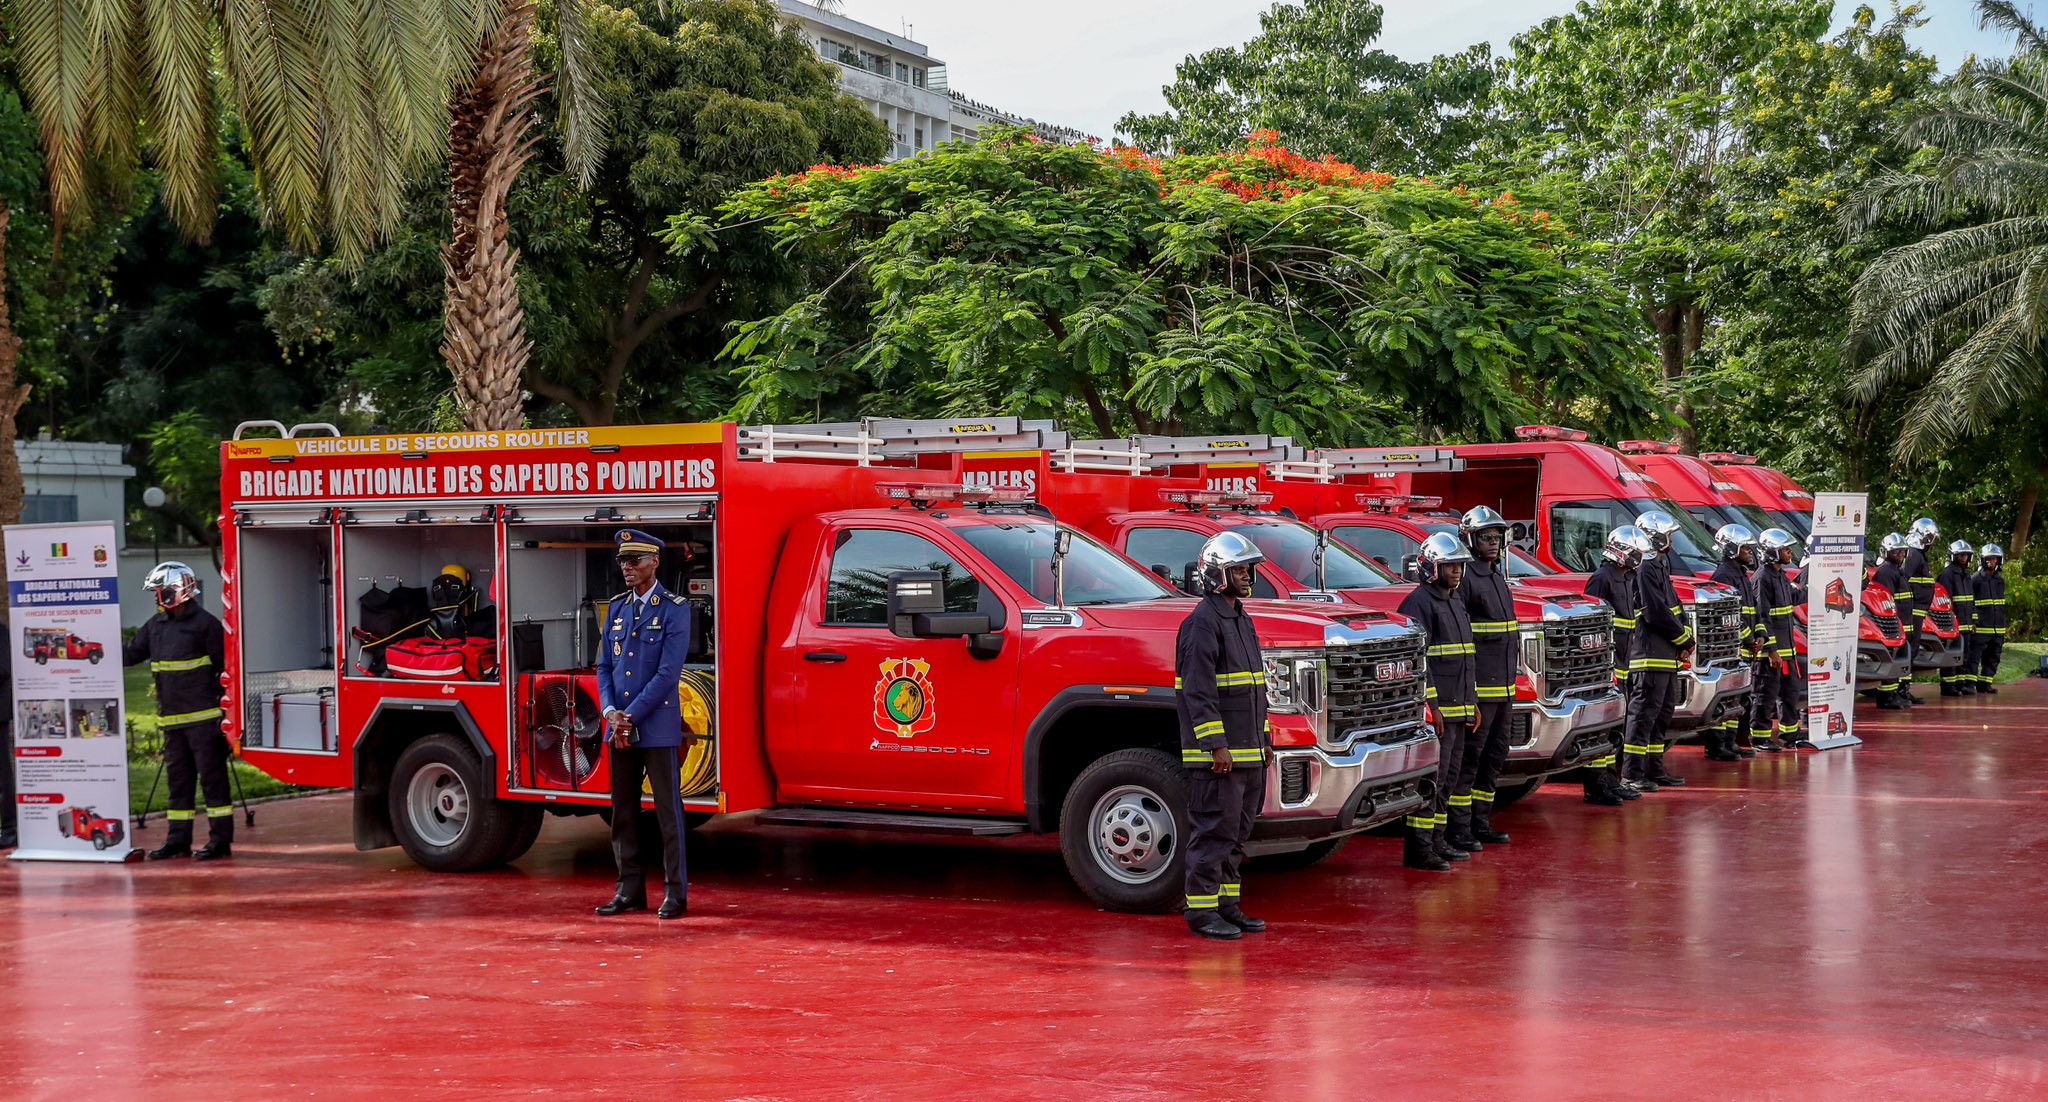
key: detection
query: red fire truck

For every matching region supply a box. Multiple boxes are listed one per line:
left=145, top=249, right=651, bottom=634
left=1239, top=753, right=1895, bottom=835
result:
left=1699, top=453, right=1816, bottom=537
left=58, top=805, right=124, bottom=849
left=24, top=628, right=105, bottom=665
left=1027, top=436, right=1623, bottom=804
left=219, top=418, right=1435, bottom=912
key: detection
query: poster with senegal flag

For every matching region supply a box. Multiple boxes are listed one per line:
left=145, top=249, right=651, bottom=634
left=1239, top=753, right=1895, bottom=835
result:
left=5, top=522, right=134, bottom=861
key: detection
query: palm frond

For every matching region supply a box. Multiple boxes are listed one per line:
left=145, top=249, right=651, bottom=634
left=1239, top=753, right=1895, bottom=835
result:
left=217, top=0, right=328, bottom=251
left=557, top=0, right=611, bottom=189
left=1978, top=0, right=2048, bottom=57
left=139, top=0, right=219, bottom=239
left=10, top=0, right=97, bottom=230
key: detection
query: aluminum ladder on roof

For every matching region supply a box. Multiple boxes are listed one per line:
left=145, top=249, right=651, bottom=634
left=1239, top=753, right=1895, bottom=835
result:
left=736, top=416, right=1071, bottom=464
left=1280, top=446, right=1467, bottom=481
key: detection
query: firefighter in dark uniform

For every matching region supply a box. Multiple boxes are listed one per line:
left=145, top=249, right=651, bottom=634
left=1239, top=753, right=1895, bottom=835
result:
left=1938, top=540, right=1977, bottom=697
left=1751, top=529, right=1804, bottom=749
left=1902, top=517, right=1941, bottom=704
left=594, top=530, right=694, bottom=920
left=1583, top=526, right=1650, bottom=805
left=1708, top=524, right=1759, bottom=761
left=1969, top=544, right=2007, bottom=694
left=1628, top=511, right=1693, bottom=790
left=126, top=562, right=233, bottom=861
left=1398, top=533, right=1477, bottom=871
left=1175, top=531, right=1272, bottom=940
left=1873, top=533, right=1913, bottom=710
left=1456, top=506, right=1517, bottom=850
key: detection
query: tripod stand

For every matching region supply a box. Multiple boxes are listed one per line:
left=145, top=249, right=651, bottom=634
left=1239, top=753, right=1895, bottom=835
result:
left=132, top=733, right=256, bottom=832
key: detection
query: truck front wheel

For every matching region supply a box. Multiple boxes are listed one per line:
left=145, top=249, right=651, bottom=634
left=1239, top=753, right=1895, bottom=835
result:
left=87, top=651, right=102, bottom=665
left=388, top=734, right=518, bottom=872
left=1059, top=747, right=1188, bottom=914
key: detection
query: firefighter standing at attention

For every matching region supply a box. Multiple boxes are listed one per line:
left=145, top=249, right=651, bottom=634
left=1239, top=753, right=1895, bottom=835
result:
left=1902, top=517, right=1942, bottom=704
left=1398, top=533, right=1477, bottom=871
left=1455, top=506, right=1517, bottom=851
left=126, top=562, right=233, bottom=861
left=1937, top=541, right=1977, bottom=697
left=1751, top=529, right=1804, bottom=750
left=1969, top=544, right=2008, bottom=694
left=1175, top=532, right=1272, bottom=941
left=1627, top=511, right=1693, bottom=791
left=1709, top=524, right=1760, bottom=761
left=1583, top=526, right=1651, bottom=805
left=1873, top=533, right=1913, bottom=710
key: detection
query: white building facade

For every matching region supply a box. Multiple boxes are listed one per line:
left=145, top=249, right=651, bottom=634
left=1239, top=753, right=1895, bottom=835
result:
left=778, top=1, right=1090, bottom=161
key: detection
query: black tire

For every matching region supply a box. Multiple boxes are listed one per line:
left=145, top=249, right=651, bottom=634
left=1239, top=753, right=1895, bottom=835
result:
left=1253, top=836, right=1348, bottom=871
left=495, top=803, right=547, bottom=864
left=87, top=651, right=102, bottom=665
left=92, top=831, right=108, bottom=850
left=1058, top=747, right=1188, bottom=914
left=1490, top=776, right=1544, bottom=809
left=388, top=734, right=519, bottom=872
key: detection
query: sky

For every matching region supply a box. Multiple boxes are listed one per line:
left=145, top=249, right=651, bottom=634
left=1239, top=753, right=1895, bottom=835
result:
left=830, top=0, right=2028, bottom=144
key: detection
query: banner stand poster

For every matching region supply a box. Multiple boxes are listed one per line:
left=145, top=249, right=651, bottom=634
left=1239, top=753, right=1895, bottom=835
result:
left=1804, top=493, right=1869, bottom=751
left=6, top=522, right=135, bottom=861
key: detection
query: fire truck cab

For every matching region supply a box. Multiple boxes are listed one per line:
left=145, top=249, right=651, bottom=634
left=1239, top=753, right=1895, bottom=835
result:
left=24, top=628, right=104, bottom=665
left=220, top=418, right=1434, bottom=913
left=58, top=805, right=124, bottom=850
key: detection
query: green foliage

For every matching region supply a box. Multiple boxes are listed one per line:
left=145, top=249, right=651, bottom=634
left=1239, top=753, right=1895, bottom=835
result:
left=2005, top=573, right=2048, bottom=641
left=712, top=132, right=1657, bottom=442
left=1117, top=0, right=1493, bottom=175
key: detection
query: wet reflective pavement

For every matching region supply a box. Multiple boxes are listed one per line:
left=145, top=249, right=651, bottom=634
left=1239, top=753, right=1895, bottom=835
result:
left=5, top=685, right=2047, bottom=1098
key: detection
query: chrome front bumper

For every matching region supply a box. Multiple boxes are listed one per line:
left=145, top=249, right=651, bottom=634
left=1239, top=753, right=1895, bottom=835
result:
left=1670, top=661, right=1753, bottom=729
left=1248, top=728, right=1440, bottom=851
left=1504, top=689, right=1626, bottom=779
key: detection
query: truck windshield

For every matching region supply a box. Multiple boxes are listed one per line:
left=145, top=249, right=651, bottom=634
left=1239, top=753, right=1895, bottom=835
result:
left=1769, top=509, right=1813, bottom=539
left=956, top=523, right=1179, bottom=606
left=1549, top=498, right=1721, bottom=575
left=1235, top=520, right=1397, bottom=590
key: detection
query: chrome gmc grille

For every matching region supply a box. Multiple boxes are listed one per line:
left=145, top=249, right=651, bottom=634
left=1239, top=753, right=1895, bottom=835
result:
left=1541, top=610, right=1614, bottom=700
left=1324, top=634, right=1428, bottom=745
left=1690, top=595, right=1743, bottom=666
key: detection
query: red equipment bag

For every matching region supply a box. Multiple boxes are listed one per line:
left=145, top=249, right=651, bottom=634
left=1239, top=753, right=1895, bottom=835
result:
left=385, top=637, right=498, bottom=681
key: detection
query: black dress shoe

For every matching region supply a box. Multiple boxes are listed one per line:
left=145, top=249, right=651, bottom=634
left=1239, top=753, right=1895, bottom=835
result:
left=657, top=896, right=688, bottom=920
left=594, top=895, right=648, bottom=916
left=1218, top=904, right=1266, bottom=933
left=1705, top=749, right=1739, bottom=761
left=146, top=843, right=191, bottom=861
left=1449, top=834, right=1483, bottom=853
left=1736, top=747, right=1757, bottom=758
left=1651, top=774, right=1685, bottom=787
left=1187, top=910, right=1242, bottom=940
left=1474, top=827, right=1511, bottom=845
left=1584, top=789, right=1625, bottom=806
left=1404, top=836, right=1452, bottom=871
left=1981, top=684, right=2000, bottom=695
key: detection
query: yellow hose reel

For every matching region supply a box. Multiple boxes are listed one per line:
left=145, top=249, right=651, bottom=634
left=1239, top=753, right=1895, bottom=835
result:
left=643, top=669, right=717, bottom=799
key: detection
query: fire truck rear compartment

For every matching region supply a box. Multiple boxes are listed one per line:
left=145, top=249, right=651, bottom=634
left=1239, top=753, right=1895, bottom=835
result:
left=237, top=526, right=337, bottom=752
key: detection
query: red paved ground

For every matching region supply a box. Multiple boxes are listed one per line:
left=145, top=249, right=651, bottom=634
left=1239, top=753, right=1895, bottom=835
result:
left=5, top=685, right=2047, bottom=1099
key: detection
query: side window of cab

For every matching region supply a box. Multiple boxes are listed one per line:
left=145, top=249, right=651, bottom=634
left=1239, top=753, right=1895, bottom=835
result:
left=823, top=528, right=988, bottom=626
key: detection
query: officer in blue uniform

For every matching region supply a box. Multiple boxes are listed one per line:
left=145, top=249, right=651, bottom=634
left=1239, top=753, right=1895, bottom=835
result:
left=594, top=529, right=694, bottom=919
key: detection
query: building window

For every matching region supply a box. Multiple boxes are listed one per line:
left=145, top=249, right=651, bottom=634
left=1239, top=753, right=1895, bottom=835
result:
left=912, top=68, right=925, bottom=88
left=861, top=50, right=888, bottom=75
left=21, top=494, right=78, bottom=524
left=914, top=127, right=924, bottom=150
left=896, top=62, right=909, bottom=82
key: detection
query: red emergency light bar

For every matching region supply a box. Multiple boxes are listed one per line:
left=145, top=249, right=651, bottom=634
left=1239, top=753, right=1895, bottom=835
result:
left=1700, top=451, right=1759, bottom=465
left=879, top=482, right=1035, bottom=506
left=1160, top=488, right=1273, bottom=509
left=1618, top=440, right=1681, bottom=455
left=1357, top=493, right=1445, bottom=513
left=1513, top=425, right=1589, bottom=442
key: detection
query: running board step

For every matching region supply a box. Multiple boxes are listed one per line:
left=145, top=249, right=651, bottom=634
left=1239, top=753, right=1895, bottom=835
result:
left=754, top=808, right=1029, bottom=836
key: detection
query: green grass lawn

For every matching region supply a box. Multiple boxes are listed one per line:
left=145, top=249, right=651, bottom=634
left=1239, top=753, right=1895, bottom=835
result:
left=124, top=664, right=305, bottom=817
left=1905, top=639, right=2047, bottom=687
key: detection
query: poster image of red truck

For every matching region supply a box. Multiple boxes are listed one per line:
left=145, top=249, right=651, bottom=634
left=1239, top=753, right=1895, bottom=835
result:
left=17, top=699, right=68, bottom=740
left=22, top=627, right=105, bottom=665
left=57, top=805, right=125, bottom=850
left=1824, top=578, right=1857, bottom=617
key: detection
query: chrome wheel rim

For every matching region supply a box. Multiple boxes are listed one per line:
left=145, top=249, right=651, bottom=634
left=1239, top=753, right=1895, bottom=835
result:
left=405, top=762, right=469, bottom=848
left=1089, top=784, right=1176, bottom=885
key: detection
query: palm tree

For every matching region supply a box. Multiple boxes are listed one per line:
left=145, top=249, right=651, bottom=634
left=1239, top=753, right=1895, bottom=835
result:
left=1, top=0, right=493, bottom=525
left=442, top=0, right=844, bottom=431
left=1845, top=0, right=2048, bottom=557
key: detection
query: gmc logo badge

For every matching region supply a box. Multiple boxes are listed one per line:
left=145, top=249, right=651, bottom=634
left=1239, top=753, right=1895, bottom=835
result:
left=1722, top=615, right=1739, bottom=628
left=1578, top=633, right=1605, bottom=651
left=1376, top=660, right=1413, bottom=681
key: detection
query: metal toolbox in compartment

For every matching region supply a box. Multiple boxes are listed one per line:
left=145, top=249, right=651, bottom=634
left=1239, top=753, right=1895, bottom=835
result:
left=259, top=690, right=335, bottom=751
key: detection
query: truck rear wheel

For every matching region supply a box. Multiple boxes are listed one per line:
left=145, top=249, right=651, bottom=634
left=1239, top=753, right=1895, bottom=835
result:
left=1059, top=747, right=1187, bottom=914
left=495, top=803, right=547, bottom=865
left=389, top=735, right=518, bottom=872
left=1254, top=836, right=1348, bottom=871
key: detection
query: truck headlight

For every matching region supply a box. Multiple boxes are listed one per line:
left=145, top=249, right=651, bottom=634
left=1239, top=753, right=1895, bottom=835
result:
left=1264, top=651, right=1326, bottom=714
left=1520, top=628, right=1544, bottom=677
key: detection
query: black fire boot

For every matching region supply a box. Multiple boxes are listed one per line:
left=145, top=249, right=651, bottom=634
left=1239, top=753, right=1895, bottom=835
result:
left=1404, top=829, right=1451, bottom=872
left=192, top=842, right=233, bottom=862
left=1447, top=807, right=1482, bottom=853
left=1218, top=902, right=1266, bottom=933
left=1435, top=822, right=1470, bottom=862
left=1187, top=909, right=1243, bottom=940
left=1981, top=683, right=2000, bottom=695
left=1876, top=692, right=1905, bottom=711
left=146, top=841, right=192, bottom=861
left=1471, top=809, right=1510, bottom=845
left=1617, top=779, right=1645, bottom=799
left=1959, top=681, right=1978, bottom=697
left=1583, top=784, right=1624, bottom=806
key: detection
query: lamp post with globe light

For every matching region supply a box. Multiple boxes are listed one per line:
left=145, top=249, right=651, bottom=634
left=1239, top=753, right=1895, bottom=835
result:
left=142, top=486, right=165, bottom=563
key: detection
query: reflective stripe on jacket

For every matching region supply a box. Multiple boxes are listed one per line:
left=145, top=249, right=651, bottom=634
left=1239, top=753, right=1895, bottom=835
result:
left=1174, top=592, right=1270, bottom=767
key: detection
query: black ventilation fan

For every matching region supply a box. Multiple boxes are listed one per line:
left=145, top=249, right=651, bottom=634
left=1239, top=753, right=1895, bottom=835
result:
left=530, top=673, right=603, bottom=788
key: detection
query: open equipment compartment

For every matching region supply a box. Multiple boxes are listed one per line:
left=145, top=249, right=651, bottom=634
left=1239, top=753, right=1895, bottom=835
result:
left=340, top=508, right=499, bottom=682
left=234, top=512, right=338, bottom=752
left=501, top=499, right=719, bottom=803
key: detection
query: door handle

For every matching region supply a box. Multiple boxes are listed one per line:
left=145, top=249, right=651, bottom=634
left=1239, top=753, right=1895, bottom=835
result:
left=803, top=650, right=847, bottom=663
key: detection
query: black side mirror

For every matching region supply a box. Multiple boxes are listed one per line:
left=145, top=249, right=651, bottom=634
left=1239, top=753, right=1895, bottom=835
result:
left=1181, top=561, right=1202, bottom=596
left=1150, top=564, right=1173, bottom=581
left=887, top=570, right=992, bottom=639
left=1401, top=555, right=1421, bottom=583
